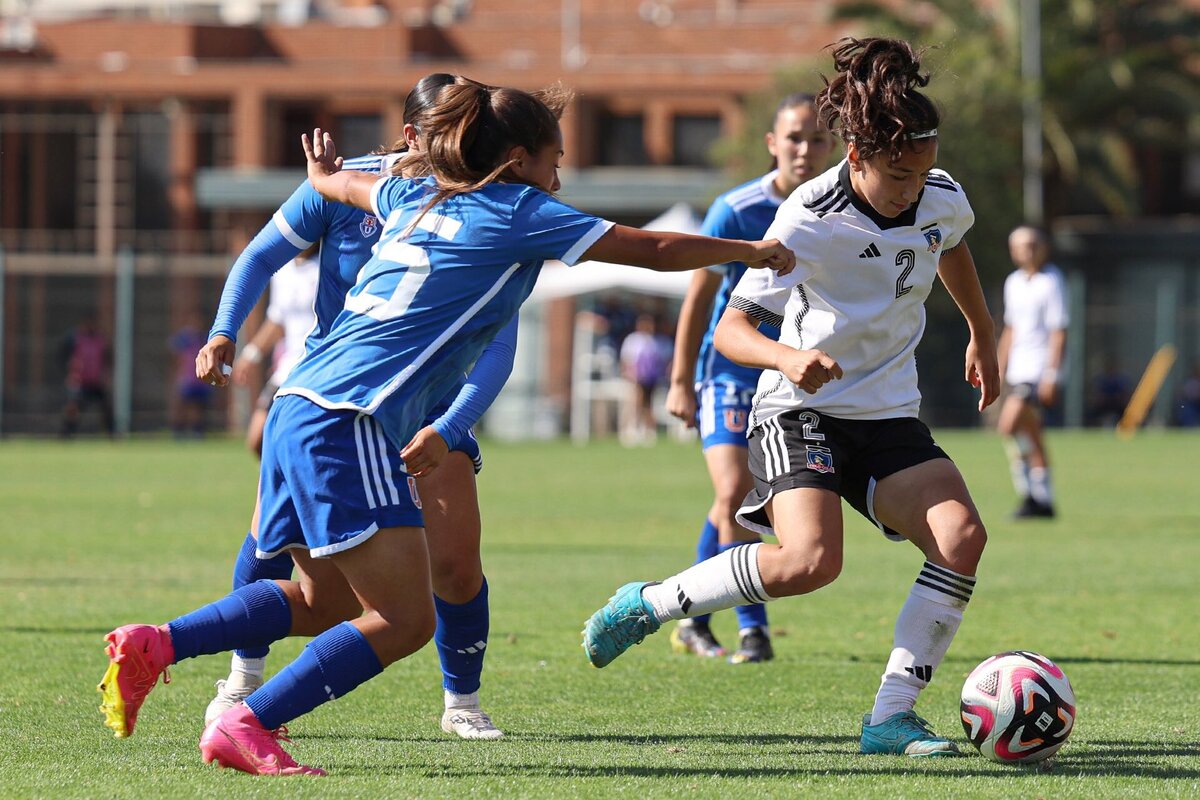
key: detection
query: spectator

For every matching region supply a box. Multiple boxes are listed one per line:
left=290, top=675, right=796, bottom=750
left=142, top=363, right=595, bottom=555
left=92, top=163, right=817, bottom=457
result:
left=1087, top=356, right=1132, bottom=428
left=1176, top=362, right=1200, bottom=427
left=170, top=310, right=215, bottom=437
left=60, top=317, right=114, bottom=437
left=620, top=313, right=668, bottom=445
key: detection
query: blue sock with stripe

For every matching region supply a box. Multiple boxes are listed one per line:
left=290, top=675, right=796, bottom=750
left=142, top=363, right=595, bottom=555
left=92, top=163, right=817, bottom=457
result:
left=166, top=581, right=292, bottom=662
left=246, top=622, right=383, bottom=730
left=720, top=541, right=769, bottom=630
left=691, top=519, right=720, bottom=625
left=434, top=579, right=490, bottom=696
left=231, top=531, right=294, bottom=659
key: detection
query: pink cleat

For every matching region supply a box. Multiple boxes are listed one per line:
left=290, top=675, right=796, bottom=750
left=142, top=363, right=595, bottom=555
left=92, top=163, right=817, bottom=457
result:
left=200, top=703, right=326, bottom=776
left=97, top=624, right=175, bottom=738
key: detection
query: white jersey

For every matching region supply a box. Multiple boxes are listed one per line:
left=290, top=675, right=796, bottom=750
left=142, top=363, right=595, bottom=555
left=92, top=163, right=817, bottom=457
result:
left=265, top=255, right=319, bottom=385
left=730, top=160, right=975, bottom=427
left=1002, top=264, right=1068, bottom=385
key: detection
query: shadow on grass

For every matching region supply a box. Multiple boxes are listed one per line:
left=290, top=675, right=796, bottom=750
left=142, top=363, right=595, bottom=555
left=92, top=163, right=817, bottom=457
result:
left=300, top=732, right=1199, bottom=780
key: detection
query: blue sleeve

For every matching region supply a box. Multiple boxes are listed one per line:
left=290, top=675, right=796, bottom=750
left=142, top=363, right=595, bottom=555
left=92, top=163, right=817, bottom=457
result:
left=512, top=191, right=612, bottom=266
left=699, top=197, right=745, bottom=273
left=208, top=181, right=329, bottom=341
left=431, top=316, right=519, bottom=447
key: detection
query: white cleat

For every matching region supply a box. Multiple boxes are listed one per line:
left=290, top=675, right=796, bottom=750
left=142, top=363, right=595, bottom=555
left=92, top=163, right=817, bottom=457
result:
left=204, top=673, right=263, bottom=727
left=441, top=707, right=505, bottom=740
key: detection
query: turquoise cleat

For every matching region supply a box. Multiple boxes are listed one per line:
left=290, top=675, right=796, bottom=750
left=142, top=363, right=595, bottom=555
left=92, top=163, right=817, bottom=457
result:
left=582, top=582, right=661, bottom=668
left=860, top=710, right=961, bottom=757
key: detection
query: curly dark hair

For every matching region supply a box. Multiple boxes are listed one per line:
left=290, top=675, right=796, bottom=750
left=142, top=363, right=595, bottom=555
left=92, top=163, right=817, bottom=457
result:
left=817, top=37, right=940, bottom=163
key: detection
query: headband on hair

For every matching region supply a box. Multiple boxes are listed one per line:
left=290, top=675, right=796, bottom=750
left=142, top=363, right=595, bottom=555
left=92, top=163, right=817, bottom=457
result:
left=904, top=128, right=938, bottom=140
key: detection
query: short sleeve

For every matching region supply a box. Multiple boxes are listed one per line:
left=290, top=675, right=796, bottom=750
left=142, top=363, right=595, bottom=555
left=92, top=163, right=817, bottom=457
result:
left=1045, top=270, right=1069, bottom=329
left=512, top=191, right=614, bottom=266
left=943, top=179, right=976, bottom=251
left=699, top=198, right=742, bottom=274
left=370, top=176, right=405, bottom=223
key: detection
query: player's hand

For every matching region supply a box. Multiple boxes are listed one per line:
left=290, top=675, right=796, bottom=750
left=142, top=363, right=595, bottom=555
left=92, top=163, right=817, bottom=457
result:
left=230, top=353, right=260, bottom=386
left=196, top=335, right=235, bottom=388
left=400, top=425, right=450, bottom=479
left=665, top=380, right=698, bottom=428
left=745, top=239, right=796, bottom=277
left=777, top=349, right=842, bottom=394
left=965, top=335, right=1000, bottom=411
left=302, top=128, right=343, bottom=183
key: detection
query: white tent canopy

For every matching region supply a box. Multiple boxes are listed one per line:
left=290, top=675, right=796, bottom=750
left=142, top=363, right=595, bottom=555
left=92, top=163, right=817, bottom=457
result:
left=528, top=202, right=704, bottom=302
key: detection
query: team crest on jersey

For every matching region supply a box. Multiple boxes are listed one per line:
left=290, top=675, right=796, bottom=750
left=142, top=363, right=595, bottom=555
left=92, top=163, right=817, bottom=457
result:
left=723, top=409, right=747, bottom=433
left=923, top=225, right=943, bottom=253
left=360, top=214, right=378, bottom=238
left=805, top=445, right=835, bottom=474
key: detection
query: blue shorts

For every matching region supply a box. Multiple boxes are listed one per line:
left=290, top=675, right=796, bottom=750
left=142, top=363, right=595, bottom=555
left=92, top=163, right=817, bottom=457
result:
left=697, top=379, right=755, bottom=450
left=257, top=395, right=425, bottom=558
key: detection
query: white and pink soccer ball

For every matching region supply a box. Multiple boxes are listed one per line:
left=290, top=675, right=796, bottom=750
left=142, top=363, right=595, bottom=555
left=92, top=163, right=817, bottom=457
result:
left=960, top=650, right=1076, bottom=763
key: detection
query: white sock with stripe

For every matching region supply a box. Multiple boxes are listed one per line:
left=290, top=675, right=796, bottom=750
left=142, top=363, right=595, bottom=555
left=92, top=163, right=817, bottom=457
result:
left=642, top=543, right=772, bottom=623
left=870, top=561, right=975, bottom=725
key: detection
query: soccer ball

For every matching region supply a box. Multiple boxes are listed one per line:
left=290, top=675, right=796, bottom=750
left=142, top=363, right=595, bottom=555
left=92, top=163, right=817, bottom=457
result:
left=959, top=650, right=1076, bottom=763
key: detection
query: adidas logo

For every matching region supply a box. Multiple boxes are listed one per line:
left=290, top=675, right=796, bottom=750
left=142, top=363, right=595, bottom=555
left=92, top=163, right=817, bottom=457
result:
left=676, top=585, right=693, bottom=614
left=904, top=664, right=934, bottom=681
left=858, top=243, right=881, bottom=259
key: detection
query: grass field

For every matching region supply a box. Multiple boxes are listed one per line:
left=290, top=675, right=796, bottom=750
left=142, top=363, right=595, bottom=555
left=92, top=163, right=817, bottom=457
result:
left=1, top=429, right=1197, bottom=798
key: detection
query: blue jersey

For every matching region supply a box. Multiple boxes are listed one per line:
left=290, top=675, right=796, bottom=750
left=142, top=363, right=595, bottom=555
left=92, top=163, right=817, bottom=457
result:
left=281, top=176, right=612, bottom=449
left=696, top=172, right=785, bottom=386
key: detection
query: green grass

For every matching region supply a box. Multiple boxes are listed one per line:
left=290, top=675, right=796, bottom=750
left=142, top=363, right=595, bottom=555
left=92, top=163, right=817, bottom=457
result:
left=0, top=430, right=1198, bottom=798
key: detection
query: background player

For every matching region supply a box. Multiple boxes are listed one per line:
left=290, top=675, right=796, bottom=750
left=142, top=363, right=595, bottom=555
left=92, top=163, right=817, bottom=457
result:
left=996, top=224, right=1067, bottom=519
left=230, top=245, right=319, bottom=457
left=665, top=92, right=835, bottom=664
left=584, top=37, right=998, bottom=758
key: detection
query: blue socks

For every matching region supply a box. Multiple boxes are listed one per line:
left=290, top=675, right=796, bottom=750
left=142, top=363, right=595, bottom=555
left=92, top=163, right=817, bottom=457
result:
left=719, top=541, right=769, bottom=631
left=434, top=580, right=490, bottom=695
left=231, top=532, right=293, bottom=659
left=166, top=581, right=292, bottom=662
left=692, top=519, right=720, bottom=625
left=246, top=622, right=383, bottom=731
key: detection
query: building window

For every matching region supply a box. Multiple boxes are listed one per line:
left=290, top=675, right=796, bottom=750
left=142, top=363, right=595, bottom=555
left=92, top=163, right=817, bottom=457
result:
left=672, top=115, right=721, bottom=167
left=597, top=113, right=648, bottom=166
left=336, top=115, right=384, bottom=159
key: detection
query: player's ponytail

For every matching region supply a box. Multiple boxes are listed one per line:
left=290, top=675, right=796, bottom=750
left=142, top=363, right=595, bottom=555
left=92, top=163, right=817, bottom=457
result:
left=817, top=37, right=940, bottom=163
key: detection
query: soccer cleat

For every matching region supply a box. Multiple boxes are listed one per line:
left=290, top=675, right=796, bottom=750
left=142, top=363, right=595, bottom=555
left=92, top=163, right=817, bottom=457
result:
left=441, top=707, right=505, bottom=740
left=199, top=702, right=326, bottom=776
left=728, top=626, right=774, bottom=664
left=582, top=581, right=662, bottom=668
left=204, top=673, right=265, bottom=727
left=670, top=620, right=726, bottom=658
left=97, top=624, right=175, bottom=738
left=860, top=710, right=962, bottom=757
left=1012, top=497, right=1056, bottom=519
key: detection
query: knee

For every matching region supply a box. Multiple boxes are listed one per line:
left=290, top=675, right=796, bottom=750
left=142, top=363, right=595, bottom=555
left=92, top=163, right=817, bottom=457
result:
left=767, top=548, right=842, bottom=597
left=429, top=553, right=483, bottom=605
left=942, top=516, right=988, bottom=574
left=309, top=594, right=363, bottom=631
left=372, top=607, right=437, bottom=665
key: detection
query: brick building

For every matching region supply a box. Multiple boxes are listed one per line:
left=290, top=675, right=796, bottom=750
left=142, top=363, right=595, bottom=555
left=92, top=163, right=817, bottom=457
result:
left=0, top=1, right=854, bottom=434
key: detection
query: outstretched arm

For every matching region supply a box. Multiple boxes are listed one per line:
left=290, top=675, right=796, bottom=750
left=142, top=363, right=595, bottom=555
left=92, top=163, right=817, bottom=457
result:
left=302, top=128, right=378, bottom=213
left=937, top=241, right=999, bottom=411
left=582, top=225, right=795, bottom=276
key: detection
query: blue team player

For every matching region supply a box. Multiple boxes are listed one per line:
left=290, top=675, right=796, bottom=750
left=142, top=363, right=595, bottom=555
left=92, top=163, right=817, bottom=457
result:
left=97, top=78, right=795, bottom=775
left=195, top=74, right=514, bottom=740
left=665, top=94, right=835, bottom=664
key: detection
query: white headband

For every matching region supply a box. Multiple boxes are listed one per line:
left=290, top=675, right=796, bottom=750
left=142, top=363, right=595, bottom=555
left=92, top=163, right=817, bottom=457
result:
left=905, top=128, right=939, bottom=140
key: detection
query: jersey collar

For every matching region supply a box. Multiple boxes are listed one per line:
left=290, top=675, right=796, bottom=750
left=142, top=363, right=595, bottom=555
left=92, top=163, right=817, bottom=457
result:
left=839, top=161, right=923, bottom=230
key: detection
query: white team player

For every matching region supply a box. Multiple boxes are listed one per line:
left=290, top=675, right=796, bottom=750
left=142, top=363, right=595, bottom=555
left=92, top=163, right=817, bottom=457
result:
left=231, top=246, right=320, bottom=457
left=996, top=225, right=1067, bottom=519
left=584, top=37, right=1000, bottom=758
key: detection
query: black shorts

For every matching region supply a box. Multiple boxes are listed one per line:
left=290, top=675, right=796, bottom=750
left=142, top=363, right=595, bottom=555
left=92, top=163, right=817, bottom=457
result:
left=737, top=410, right=950, bottom=542
left=1007, top=382, right=1042, bottom=410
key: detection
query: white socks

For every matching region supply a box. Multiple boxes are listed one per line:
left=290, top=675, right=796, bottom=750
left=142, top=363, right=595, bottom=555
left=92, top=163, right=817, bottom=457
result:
left=1004, top=438, right=1031, bottom=497
left=642, top=543, right=772, bottom=623
left=870, top=562, right=976, bottom=725
left=1029, top=466, right=1054, bottom=505
left=445, top=690, right=480, bottom=711
left=229, top=654, right=266, bottom=682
